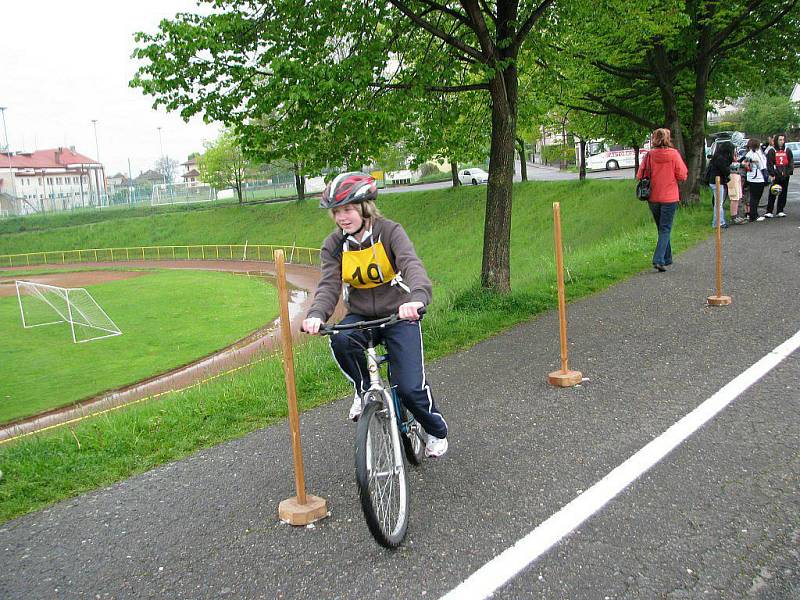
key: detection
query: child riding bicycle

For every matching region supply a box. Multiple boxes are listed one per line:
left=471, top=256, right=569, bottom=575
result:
left=301, top=172, right=448, bottom=458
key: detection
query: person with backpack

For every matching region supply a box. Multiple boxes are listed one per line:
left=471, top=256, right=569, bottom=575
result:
left=705, top=141, right=734, bottom=228
left=766, top=133, right=794, bottom=218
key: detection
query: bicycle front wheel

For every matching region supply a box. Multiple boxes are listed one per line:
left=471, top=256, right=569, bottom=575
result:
left=355, top=398, right=409, bottom=547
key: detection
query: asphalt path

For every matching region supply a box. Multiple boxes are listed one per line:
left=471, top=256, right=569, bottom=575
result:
left=1, top=189, right=798, bottom=599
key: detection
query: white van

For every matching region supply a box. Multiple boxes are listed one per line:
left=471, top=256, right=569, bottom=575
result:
left=579, top=140, right=649, bottom=171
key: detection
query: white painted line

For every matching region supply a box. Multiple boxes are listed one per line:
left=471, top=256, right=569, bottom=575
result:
left=440, top=329, right=800, bottom=600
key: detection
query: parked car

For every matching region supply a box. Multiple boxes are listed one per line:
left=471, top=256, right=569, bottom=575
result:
left=458, top=168, right=488, bottom=185
left=707, top=135, right=748, bottom=160
left=786, top=141, right=800, bottom=166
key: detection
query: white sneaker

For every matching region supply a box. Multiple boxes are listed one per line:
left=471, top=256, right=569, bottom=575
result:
left=756, top=216, right=766, bottom=222
left=425, top=434, right=448, bottom=458
left=765, top=212, right=774, bottom=218
left=777, top=212, right=787, bottom=218
left=348, top=395, right=362, bottom=421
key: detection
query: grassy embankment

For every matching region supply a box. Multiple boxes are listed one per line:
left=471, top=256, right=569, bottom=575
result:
left=0, top=180, right=712, bottom=522
left=1, top=270, right=279, bottom=422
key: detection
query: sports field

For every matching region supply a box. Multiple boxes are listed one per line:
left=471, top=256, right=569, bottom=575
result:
left=0, top=269, right=278, bottom=423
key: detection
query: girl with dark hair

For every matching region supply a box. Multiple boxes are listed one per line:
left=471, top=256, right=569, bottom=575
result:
left=766, top=133, right=793, bottom=217
left=706, top=141, right=734, bottom=228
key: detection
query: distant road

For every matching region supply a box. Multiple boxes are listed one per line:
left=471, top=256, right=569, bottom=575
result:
left=385, top=160, right=635, bottom=194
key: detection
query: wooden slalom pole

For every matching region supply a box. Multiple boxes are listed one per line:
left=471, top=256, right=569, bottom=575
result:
left=548, top=202, right=583, bottom=387
left=275, top=249, right=327, bottom=525
left=707, top=176, right=732, bottom=307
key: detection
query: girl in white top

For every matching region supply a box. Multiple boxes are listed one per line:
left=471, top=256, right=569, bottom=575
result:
left=743, top=139, right=768, bottom=221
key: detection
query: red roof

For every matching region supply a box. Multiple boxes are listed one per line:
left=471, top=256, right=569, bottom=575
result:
left=0, top=148, right=99, bottom=169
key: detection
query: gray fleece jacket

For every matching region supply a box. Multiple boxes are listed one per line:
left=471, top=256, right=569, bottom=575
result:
left=307, top=217, right=432, bottom=321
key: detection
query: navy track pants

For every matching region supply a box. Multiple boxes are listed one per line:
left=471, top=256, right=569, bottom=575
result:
left=329, top=313, right=448, bottom=439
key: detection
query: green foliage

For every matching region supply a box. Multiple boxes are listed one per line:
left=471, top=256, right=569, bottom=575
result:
left=740, top=94, right=800, bottom=137
left=199, top=130, right=255, bottom=203
left=418, top=162, right=442, bottom=178
left=550, top=0, right=800, bottom=199
left=541, top=144, right=575, bottom=165
left=374, top=142, right=409, bottom=173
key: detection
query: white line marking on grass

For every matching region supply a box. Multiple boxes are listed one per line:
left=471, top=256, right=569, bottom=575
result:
left=440, top=329, right=800, bottom=600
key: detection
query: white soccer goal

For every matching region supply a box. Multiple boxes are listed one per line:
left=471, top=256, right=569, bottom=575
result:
left=15, top=280, right=122, bottom=344
left=151, top=182, right=215, bottom=206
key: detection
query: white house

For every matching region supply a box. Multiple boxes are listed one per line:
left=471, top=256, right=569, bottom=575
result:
left=181, top=156, right=201, bottom=187
left=0, top=147, right=105, bottom=215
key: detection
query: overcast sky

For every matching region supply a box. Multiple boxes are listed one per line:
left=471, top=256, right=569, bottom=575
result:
left=1, top=0, right=221, bottom=177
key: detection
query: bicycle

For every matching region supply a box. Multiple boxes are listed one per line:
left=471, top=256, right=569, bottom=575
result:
left=319, top=312, right=427, bottom=547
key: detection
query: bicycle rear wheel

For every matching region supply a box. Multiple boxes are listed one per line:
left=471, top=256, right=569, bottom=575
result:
left=400, top=406, right=426, bottom=465
left=355, top=398, right=409, bottom=547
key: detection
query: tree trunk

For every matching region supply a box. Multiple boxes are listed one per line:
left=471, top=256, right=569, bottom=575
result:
left=293, top=163, right=305, bottom=201
left=450, top=161, right=460, bottom=187
left=578, top=138, right=587, bottom=181
left=481, top=67, right=517, bottom=294
left=632, top=142, right=640, bottom=174
left=685, top=41, right=713, bottom=205
left=516, top=138, right=528, bottom=182
left=651, top=45, right=690, bottom=201
left=236, top=185, right=243, bottom=204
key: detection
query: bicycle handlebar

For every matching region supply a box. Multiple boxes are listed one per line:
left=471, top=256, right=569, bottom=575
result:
left=314, top=306, right=426, bottom=336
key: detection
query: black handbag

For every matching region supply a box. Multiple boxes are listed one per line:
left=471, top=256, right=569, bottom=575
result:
left=636, top=154, right=651, bottom=201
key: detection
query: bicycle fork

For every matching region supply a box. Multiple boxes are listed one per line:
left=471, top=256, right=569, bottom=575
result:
left=366, top=346, right=404, bottom=475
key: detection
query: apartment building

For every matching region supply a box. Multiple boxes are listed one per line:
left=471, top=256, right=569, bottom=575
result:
left=0, top=147, right=105, bottom=215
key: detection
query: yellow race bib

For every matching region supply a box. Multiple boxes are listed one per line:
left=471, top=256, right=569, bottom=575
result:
left=341, top=242, right=397, bottom=289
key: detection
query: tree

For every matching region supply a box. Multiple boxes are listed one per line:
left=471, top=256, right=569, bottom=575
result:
left=154, top=156, right=179, bottom=184
left=404, top=91, right=491, bottom=188
left=740, top=94, right=800, bottom=137
left=131, top=1, right=566, bottom=293
left=198, top=130, right=253, bottom=204
left=555, top=0, right=800, bottom=201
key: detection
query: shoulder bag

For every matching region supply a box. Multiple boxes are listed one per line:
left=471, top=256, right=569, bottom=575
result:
left=636, top=154, right=651, bottom=201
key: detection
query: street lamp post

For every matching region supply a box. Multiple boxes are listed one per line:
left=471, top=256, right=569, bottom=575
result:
left=0, top=107, right=9, bottom=152
left=157, top=126, right=166, bottom=184
left=90, top=119, right=105, bottom=207
left=0, top=106, right=19, bottom=210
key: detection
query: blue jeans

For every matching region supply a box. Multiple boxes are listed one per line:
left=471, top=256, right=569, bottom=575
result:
left=709, top=184, right=726, bottom=226
left=648, top=201, right=677, bottom=266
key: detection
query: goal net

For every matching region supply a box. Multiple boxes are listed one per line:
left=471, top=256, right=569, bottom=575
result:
left=151, top=182, right=215, bottom=206
left=15, top=280, right=123, bottom=343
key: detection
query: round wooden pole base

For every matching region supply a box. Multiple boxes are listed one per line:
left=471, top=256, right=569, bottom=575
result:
left=548, top=369, right=583, bottom=387
left=278, top=494, right=328, bottom=526
left=707, top=295, right=732, bottom=306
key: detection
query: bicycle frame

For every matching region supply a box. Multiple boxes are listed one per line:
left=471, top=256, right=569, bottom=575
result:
left=363, top=335, right=405, bottom=476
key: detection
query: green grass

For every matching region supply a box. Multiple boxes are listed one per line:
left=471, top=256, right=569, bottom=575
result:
left=0, top=180, right=713, bottom=522
left=1, top=270, right=278, bottom=422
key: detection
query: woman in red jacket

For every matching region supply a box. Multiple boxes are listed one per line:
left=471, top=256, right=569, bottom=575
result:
left=637, top=128, right=688, bottom=272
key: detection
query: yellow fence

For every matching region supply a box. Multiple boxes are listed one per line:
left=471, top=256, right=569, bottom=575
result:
left=0, top=244, right=321, bottom=269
